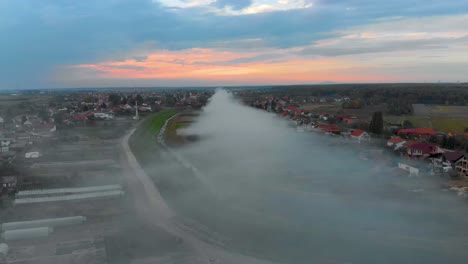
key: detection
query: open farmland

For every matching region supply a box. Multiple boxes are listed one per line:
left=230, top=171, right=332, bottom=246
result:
left=385, top=104, right=468, bottom=133
left=300, top=103, right=340, bottom=113
left=384, top=116, right=468, bottom=133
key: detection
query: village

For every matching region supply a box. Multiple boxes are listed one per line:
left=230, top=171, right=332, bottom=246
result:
left=245, top=90, right=468, bottom=195
left=0, top=86, right=468, bottom=263
left=0, top=89, right=211, bottom=263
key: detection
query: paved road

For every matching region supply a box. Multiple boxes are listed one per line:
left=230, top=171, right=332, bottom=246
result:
left=120, top=125, right=277, bottom=264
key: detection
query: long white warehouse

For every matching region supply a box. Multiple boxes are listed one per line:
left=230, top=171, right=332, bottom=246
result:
left=14, top=190, right=124, bottom=205
left=1, top=227, right=53, bottom=241
left=1, top=216, right=86, bottom=231
left=16, top=184, right=122, bottom=197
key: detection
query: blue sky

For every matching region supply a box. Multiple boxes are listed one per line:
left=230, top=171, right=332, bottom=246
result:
left=1, top=0, right=467, bottom=88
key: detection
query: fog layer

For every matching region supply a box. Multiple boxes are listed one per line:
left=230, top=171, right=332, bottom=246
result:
left=157, top=90, right=468, bottom=264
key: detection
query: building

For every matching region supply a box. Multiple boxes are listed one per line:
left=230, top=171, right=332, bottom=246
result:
left=286, top=105, right=297, bottom=112
left=398, top=162, right=420, bottom=176
left=397, top=128, right=436, bottom=139
left=0, top=175, right=17, bottom=195
left=0, top=138, right=14, bottom=153
left=430, top=151, right=465, bottom=174
left=406, top=142, right=443, bottom=159
left=455, top=155, right=468, bottom=177
left=94, top=112, right=114, bottom=120
left=350, top=129, right=370, bottom=143
left=442, top=151, right=465, bottom=166
left=387, top=137, right=406, bottom=150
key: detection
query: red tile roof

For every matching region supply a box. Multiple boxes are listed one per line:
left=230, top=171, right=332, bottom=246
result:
left=443, top=151, right=465, bottom=162
left=317, top=124, right=338, bottom=129
left=403, top=140, right=419, bottom=148
left=322, top=128, right=340, bottom=133
left=388, top=137, right=405, bottom=144
left=398, top=128, right=437, bottom=135
left=73, top=115, right=87, bottom=120
left=351, top=129, right=366, bottom=137
left=408, top=142, right=437, bottom=155
left=336, top=115, right=351, bottom=119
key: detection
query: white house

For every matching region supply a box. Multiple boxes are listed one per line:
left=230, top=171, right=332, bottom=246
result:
left=94, top=113, right=114, bottom=120
left=0, top=138, right=13, bottom=153
left=350, top=129, right=370, bottom=143
left=23, top=120, right=33, bottom=126
left=398, top=162, right=420, bottom=176
left=25, top=152, right=41, bottom=159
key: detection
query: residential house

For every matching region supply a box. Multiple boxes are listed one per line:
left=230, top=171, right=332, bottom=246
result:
left=398, top=162, right=420, bottom=176
left=73, top=114, right=88, bottom=123
left=138, top=105, right=153, bottom=112
left=387, top=137, right=406, bottom=150
left=316, top=124, right=340, bottom=134
left=319, top=113, right=329, bottom=121
left=455, top=155, right=468, bottom=177
left=430, top=151, right=465, bottom=174
left=407, top=142, right=443, bottom=159
left=350, top=129, right=370, bottom=143
left=25, top=151, right=41, bottom=159
left=0, top=138, right=14, bottom=153
left=442, top=152, right=465, bottom=167
left=0, top=175, right=17, bottom=195
left=94, top=112, right=114, bottom=120
left=342, top=116, right=362, bottom=125
left=397, top=128, right=437, bottom=139
left=286, top=105, right=297, bottom=112
left=22, top=119, right=33, bottom=127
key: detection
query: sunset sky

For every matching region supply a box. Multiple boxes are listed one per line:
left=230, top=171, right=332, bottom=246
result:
left=1, top=0, right=468, bottom=88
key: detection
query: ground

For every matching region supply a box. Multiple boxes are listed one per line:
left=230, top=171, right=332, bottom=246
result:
left=128, top=109, right=177, bottom=167
left=0, top=112, right=186, bottom=264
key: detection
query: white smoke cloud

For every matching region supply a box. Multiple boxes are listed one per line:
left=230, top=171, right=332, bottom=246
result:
left=158, top=89, right=468, bottom=264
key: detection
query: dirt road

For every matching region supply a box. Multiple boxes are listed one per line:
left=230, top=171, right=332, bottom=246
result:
left=120, top=126, right=276, bottom=264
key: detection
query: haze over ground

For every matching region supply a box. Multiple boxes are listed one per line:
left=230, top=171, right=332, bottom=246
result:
left=154, top=90, right=468, bottom=264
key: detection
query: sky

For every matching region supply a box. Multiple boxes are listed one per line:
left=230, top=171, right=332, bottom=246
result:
left=1, top=0, right=468, bottom=89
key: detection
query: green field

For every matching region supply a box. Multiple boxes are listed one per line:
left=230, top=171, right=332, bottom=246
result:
left=385, top=116, right=468, bottom=133
left=175, top=123, right=188, bottom=129
left=129, top=110, right=177, bottom=166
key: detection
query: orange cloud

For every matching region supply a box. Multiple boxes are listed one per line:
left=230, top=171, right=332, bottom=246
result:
left=64, top=48, right=397, bottom=84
